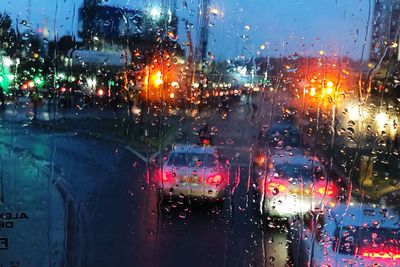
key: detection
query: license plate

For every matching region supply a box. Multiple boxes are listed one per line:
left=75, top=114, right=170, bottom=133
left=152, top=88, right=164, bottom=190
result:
left=290, top=188, right=310, bottom=195
left=183, top=177, right=199, bottom=183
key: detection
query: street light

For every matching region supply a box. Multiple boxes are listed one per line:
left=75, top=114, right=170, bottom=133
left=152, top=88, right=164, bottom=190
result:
left=2, top=57, right=13, bottom=67
left=87, top=77, right=97, bottom=94
left=87, top=77, right=97, bottom=88
left=210, top=7, right=220, bottom=15
left=375, top=112, right=389, bottom=135
left=149, top=6, right=161, bottom=20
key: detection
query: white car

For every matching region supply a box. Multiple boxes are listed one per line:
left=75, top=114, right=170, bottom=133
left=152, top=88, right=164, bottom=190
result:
left=157, top=144, right=229, bottom=202
left=255, top=153, right=337, bottom=218
left=292, top=203, right=400, bottom=266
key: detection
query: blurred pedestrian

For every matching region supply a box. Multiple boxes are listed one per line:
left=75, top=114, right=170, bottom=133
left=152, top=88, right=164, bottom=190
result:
left=29, top=86, right=40, bottom=120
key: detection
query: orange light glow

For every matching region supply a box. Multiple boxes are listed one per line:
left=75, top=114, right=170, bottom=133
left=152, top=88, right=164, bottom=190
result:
left=154, top=71, right=163, bottom=86
left=317, top=185, right=335, bottom=196
left=310, top=87, right=316, bottom=96
left=28, top=81, right=34, bottom=88
left=325, top=87, right=333, bottom=95
left=256, top=155, right=265, bottom=165
left=267, top=182, right=286, bottom=193
left=167, top=31, right=178, bottom=40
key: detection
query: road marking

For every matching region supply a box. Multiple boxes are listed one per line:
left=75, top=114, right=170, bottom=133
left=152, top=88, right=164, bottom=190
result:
left=125, top=145, right=147, bottom=162
left=150, top=151, right=160, bottom=161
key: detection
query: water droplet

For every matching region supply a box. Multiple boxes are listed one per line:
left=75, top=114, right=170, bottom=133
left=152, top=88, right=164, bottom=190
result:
left=271, top=188, right=279, bottom=195
left=147, top=229, right=155, bottom=236
left=269, top=256, right=275, bottom=263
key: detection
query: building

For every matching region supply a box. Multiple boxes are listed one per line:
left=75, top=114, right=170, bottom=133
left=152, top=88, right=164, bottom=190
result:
left=79, top=4, right=145, bottom=50
left=79, top=1, right=179, bottom=50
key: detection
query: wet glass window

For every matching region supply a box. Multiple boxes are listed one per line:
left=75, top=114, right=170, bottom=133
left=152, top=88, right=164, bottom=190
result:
left=1, top=0, right=400, bottom=266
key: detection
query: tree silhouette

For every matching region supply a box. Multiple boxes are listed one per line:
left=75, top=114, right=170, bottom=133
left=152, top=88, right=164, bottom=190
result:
left=0, top=13, right=17, bottom=56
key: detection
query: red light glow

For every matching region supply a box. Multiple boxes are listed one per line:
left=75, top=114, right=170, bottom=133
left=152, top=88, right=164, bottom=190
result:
left=97, top=89, right=104, bottom=96
left=202, top=139, right=210, bottom=146
left=362, top=251, right=400, bottom=260
left=162, top=171, right=174, bottom=183
left=207, top=174, right=222, bottom=185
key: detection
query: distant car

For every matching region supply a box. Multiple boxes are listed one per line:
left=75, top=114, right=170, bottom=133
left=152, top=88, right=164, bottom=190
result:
left=255, top=153, right=337, bottom=218
left=266, top=122, right=302, bottom=149
left=253, top=122, right=302, bottom=169
left=156, top=144, right=229, bottom=203
left=380, top=190, right=400, bottom=215
left=291, top=203, right=400, bottom=266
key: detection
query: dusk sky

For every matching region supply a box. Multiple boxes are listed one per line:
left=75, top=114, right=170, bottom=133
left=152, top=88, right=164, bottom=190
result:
left=1, top=0, right=373, bottom=60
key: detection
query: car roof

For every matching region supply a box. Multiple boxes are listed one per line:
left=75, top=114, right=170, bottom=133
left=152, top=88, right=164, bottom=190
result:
left=171, top=144, right=216, bottom=154
left=324, top=203, right=400, bottom=231
left=271, top=153, right=321, bottom=167
left=267, top=123, right=300, bottom=134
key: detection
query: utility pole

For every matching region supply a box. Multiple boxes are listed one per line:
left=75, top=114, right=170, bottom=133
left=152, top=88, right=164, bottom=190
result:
left=194, top=0, right=210, bottom=70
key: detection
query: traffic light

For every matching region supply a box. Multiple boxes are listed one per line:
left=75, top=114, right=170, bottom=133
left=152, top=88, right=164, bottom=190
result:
left=0, top=65, right=11, bottom=93
left=33, top=76, right=44, bottom=87
left=260, top=78, right=271, bottom=86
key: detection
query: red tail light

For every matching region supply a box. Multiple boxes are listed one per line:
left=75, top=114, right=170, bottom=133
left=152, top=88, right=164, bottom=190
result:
left=361, top=251, right=400, bottom=260
left=207, top=174, right=222, bottom=185
left=316, top=185, right=335, bottom=196
left=202, top=139, right=210, bottom=145
left=97, top=89, right=104, bottom=96
left=162, top=171, right=174, bottom=183
left=267, top=182, right=286, bottom=193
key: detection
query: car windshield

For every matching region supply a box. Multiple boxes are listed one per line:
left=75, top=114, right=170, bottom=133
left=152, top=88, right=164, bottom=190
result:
left=335, top=227, right=400, bottom=256
left=274, top=164, right=323, bottom=181
left=168, top=153, right=215, bottom=167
